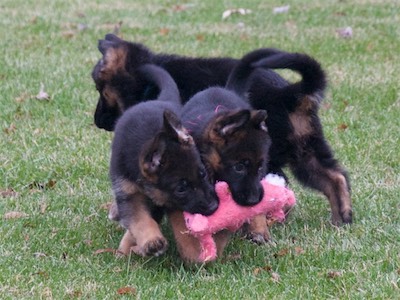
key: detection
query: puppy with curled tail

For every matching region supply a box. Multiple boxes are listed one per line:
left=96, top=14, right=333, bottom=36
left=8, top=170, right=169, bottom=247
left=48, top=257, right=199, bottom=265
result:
left=227, top=49, right=352, bottom=226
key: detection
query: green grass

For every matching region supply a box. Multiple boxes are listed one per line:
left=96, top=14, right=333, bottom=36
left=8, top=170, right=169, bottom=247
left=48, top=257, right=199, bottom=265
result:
left=1, top=0, right=399, bottom=298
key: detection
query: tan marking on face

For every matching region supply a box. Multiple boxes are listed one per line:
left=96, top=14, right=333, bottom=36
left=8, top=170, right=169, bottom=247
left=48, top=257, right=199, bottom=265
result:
left=204, top=147, right=222, bottom=176
left=102, top=85, right=123, bottom=110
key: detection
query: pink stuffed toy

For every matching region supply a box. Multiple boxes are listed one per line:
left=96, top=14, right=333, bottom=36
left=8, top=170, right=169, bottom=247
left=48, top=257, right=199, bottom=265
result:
left=183, top=174, right=296, bottom=262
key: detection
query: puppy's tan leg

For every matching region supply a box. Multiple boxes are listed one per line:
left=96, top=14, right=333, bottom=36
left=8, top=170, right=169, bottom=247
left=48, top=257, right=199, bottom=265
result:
left=214, top=230, right=232, bottom=257
left=242, top=214, right=271, bottom=244
left=118, top=194, right=168, bottom=257
left=322, top=170, right=352, bottom=226
left=118, top=230, right=136, bottom=256
left=127, top=207, right=167, bottom=256
left=167, top=211, right=232, bottom=263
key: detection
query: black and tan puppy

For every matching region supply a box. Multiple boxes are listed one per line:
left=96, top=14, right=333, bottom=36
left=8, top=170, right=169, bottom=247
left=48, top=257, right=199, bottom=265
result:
left=180, top=87, right=271, bottom=242
left=92, top=33, right=236, bottom=131
left=110, top=64, right=218, bottom=256
left=226, top=49, right=352, bottom=225
left=91, top=34, right=352, bottom=226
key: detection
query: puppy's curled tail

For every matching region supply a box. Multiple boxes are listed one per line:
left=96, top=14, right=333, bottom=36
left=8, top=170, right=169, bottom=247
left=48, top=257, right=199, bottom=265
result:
left=137, top=64, right=181, bottom=105
left=252, top=51, right=327, bottom=101
left=225, top=48, right=283, bottom=96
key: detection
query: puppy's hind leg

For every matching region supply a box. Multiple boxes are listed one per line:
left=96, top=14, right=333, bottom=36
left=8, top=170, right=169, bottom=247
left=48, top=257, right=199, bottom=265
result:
left=290, top=145, right=352, bottom=226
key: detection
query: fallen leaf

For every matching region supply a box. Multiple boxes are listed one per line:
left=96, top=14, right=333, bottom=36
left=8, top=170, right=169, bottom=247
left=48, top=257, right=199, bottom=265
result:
left=338, top=123, right=348, bottom=131
left=159, top=28, right=170, bottom=36
left=100, top=202, right=112, bottom=211
left=274, top=248, right=289, bottom=258
left=172, top=4, right=193, bottom=12
left=4, top=211, right=29, bottom=219
left=62, top=30, right=76, bottom=39
left=93, top=248, right=116, bottom=255
left=253, top=267, right=263, bottom=276
left=271, top=272, right=280, bottom=282
left=33, top=271, right=49, bottom=278
left=36, top=83, right=50, bottom=100
left=327, top=271, right=342, bottom=278
left=4, top=123, right=17, bottom=134
left=40, top=202, right=47, bottom=214
left=273, top=5, right=290, bottom=14
left=1, top=188, right=19, bottom=198
left=336, top=26, right=353, bottom=38
left=15, top=92, right=30, bottom=103
left=83, top=239, right=92, bottom=246
left=196, top=34, right=205, bottom=42
left=294, top=247, right=305, bottom=255
left=334, top=11, right=347, bottom=17
left=66, top=290, right=82, bottom=298
left=117, top=286, right=136, bottom=295
left=222, top=8, right=252, bottom=20
left=29, top=179, right=56, bottom=190
left=253, top=265, right=272, bottom=275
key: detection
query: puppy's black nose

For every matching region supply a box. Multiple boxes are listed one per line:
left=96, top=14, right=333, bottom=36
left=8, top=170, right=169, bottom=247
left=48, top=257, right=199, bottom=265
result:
left=200, top=199, right=219, bottom=216
left=245, top=195, right=262, bottom=206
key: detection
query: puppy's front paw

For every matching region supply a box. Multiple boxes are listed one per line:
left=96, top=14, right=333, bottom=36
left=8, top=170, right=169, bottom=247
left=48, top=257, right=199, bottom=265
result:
left=241, top=215, right=271, bottom=245
left=244, top=231, right=270, bottom=245
left=142, top=237, right=168, bottom=257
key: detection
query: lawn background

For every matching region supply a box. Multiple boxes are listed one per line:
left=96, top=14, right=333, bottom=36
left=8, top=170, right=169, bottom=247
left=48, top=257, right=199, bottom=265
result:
left=1, top=0, right=399, bottom=299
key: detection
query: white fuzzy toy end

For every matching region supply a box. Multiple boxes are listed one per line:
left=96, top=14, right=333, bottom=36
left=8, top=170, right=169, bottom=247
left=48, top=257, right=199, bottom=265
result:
left=264, top=173, right=286, bottom=187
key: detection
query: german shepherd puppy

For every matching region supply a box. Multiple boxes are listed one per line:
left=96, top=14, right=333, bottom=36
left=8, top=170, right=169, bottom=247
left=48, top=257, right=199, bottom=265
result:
left=180, top=87, right=271, bottom=242
left=226, top=49, right=352, bottom=226
left=92, top=33, right=236, bottom=131
left=110, top=64, right=218, bottom=256
left=91, top=34, right=352, bottom=226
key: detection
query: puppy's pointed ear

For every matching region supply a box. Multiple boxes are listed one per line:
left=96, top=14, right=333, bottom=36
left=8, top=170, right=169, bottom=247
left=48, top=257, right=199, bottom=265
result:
left=250, top=110, right=268, bottom=132
left=98, top=39, right=116, bottom=55
left=215, top=109, right=250, bottom=137
left=163, top=110, right=194, bottom=145
left=97, top=39, right=128, bottom=76
left=105, top=33, right=123, bottom=42
left=141, top=135, right=167, bottom=177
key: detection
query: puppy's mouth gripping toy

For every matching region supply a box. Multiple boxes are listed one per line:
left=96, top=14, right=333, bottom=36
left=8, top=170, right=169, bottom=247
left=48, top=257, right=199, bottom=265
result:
left=183, top=174, right=296, bottom=262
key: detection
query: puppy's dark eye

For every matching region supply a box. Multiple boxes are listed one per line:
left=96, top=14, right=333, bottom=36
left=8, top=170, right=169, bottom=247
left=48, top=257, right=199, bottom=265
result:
left=175, top=179, right=189, bottom=196
left=233, top=162, right=246, bottom=174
